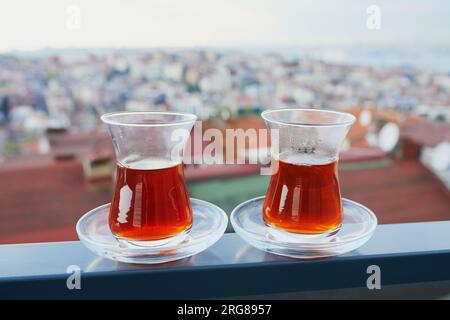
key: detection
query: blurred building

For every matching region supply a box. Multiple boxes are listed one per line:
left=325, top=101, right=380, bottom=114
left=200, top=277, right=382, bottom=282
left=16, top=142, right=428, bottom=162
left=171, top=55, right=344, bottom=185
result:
left=0, top=49, right=449, bottom=244
left=0, top=115, right=449, bottom=243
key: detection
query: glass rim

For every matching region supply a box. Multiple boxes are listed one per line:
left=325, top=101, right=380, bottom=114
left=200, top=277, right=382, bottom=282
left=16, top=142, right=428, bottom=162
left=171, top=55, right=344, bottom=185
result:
left=261, top=108, right=356, bottom=128
left=101, top=111, right=197, bottom=127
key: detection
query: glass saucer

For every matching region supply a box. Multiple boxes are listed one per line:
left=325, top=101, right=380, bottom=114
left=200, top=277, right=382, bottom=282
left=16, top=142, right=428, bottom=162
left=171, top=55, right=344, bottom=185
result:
left=76, top=198, right=228, bottom=264
left=230, top=196, right=377, bottom=259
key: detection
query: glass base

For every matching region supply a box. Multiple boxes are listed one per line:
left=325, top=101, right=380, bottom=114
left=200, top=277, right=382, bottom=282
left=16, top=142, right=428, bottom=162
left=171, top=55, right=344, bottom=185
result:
left=117, top=229, right=191, bottom=248
left=266, top=224, right=340, bottom=244
left=231, top=196, right=377, bottom=259
left=76, top=198, right=228, bottom=264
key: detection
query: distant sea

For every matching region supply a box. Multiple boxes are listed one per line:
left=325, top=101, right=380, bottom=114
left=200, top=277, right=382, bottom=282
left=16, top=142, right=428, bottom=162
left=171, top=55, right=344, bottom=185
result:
left=243, top=45, right=450, bottom=73
left=304, top=47, right=450, bottom=73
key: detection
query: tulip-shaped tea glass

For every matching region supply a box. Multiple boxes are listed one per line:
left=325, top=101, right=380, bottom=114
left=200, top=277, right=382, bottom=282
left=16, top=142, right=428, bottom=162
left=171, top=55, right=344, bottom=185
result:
left=261, top=108, right=355, bottom=238
left=230, top=108, right=377, bottom=258
left=102, top=111, right=197, bottom=244
left=76, top=111, right=228, bottom=263
left=262, top=109, right=355, bottom=235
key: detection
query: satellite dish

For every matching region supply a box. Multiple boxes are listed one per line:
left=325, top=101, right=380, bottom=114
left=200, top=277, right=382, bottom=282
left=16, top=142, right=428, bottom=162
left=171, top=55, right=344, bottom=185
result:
left=359, top=110, right=372, bottom=127
left=378, top=122, right=399, bottom=152
left=430, top=142, right=450, bottom=171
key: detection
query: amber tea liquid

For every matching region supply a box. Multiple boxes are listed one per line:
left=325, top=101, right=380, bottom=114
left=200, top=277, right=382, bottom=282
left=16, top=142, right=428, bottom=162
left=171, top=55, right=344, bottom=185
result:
left=263, top=155, right=342, bottom=234
left=109, top=159, right=192, bottom=241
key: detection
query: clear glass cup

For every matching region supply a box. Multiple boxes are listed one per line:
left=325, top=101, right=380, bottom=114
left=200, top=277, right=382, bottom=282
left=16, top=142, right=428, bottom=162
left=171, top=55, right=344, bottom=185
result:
left=101, top=111, right=197, bottom=242
left=261, top=108, right=356, bottom=237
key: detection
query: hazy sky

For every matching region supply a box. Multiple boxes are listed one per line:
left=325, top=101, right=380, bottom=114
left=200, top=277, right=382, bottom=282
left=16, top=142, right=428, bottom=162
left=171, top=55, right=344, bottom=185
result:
left=1, top=0, right=449, bottom=52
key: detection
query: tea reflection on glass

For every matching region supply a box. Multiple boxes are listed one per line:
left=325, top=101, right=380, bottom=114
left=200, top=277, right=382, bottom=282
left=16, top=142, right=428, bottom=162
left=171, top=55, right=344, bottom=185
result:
left=101, top=112, right=197, bottom=242
left=261, top=109, right=355, bottom=236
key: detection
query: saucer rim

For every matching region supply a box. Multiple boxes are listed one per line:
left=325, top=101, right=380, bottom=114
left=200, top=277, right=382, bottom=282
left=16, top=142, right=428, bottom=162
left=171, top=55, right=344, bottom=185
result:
left=230, top=195, right=378, bottom=247
left=76, top=197, right=228, bottom=252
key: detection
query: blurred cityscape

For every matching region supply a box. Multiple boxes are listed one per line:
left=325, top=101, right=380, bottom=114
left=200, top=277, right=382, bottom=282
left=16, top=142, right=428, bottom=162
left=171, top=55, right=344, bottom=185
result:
left=0, top=48, right=449, bottom=244
left=1, top=49, right=450, bottom=143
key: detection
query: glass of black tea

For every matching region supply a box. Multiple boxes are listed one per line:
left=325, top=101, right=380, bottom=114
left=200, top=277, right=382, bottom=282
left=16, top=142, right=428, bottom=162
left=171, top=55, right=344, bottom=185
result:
left=261, top=108, right=355, bottom=237
left=101, top=111, right=197, bottom=243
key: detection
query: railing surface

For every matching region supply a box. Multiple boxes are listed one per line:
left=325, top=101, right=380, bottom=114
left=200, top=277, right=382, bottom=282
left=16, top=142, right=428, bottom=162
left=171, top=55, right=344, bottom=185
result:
left=0, top=221, right=450, bottom=299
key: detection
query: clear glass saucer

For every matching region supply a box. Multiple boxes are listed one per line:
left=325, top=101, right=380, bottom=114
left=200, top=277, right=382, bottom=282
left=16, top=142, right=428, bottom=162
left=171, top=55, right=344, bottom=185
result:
left=76, top=198, right=228, bottom=264
left=230, top=196, right=377, bottom=259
